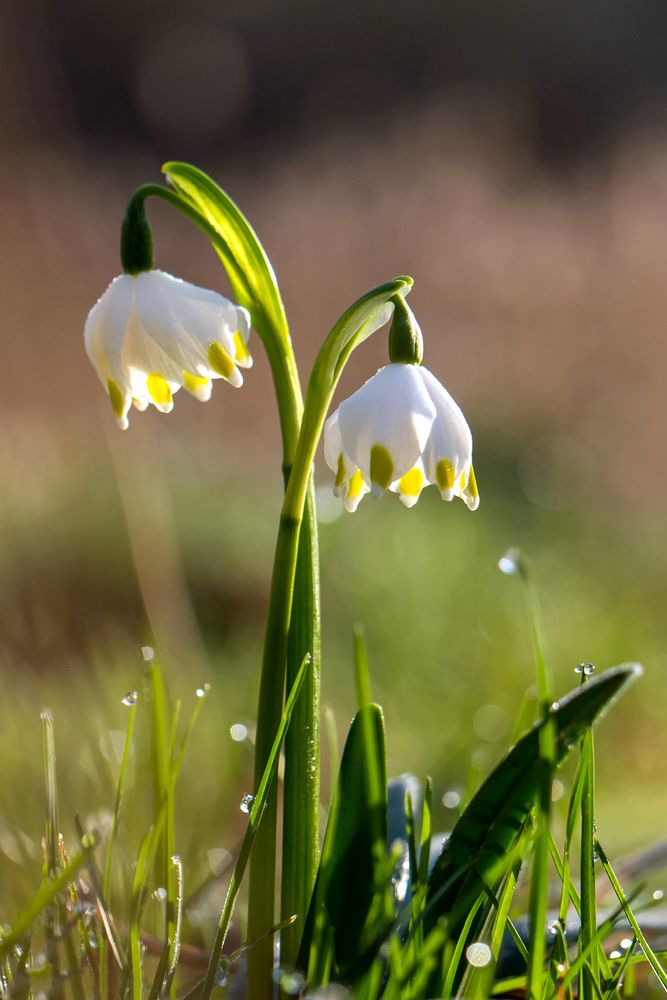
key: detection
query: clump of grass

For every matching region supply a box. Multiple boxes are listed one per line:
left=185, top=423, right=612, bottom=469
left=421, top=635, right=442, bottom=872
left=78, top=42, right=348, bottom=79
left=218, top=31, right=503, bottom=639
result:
left=0, top=564, right=664, bottom=999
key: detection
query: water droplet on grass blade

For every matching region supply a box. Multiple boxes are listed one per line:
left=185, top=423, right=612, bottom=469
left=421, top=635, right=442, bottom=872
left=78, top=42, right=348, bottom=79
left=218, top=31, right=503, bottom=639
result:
left=466, top=942, right=492, bottom=967
left=122, top=691, right=138, bottom=706
left=498, top=549, right=521, bottom=575
left=141, top=646, right=154, bottom=662
left=196, top=683, right=211, bottom=698
left=240, top=793, right=255, bottom=814
left=230, top=723, right=248, bottom=742
left=653, top=889, right=664, bottom=900
left=610, top=950, right=622, bottom=959
left=152, top=887, right=167, bottom=902
left=620, top=938, right=633, bottom=950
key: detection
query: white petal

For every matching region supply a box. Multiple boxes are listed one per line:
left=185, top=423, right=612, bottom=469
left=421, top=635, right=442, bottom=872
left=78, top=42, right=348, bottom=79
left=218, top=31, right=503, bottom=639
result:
left=338, top=364, right=436, bottom=485
left=417, top=366, right=474, bottom=496
left=84, top=275, right=133, bottom=388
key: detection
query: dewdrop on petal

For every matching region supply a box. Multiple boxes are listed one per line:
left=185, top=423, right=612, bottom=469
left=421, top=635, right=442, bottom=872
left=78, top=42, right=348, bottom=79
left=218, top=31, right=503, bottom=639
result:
left=84, top=191, right=252, bottom=429
left=323, top=295, right=478, bottom=511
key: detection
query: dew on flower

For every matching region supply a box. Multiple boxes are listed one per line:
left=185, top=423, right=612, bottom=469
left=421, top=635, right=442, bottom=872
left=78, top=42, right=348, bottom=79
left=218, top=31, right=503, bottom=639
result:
left=465, top=942, right=492, bottom=967
left=240, top=793, right=255, bottom=814
left=121, top=691, right=138, bottom=706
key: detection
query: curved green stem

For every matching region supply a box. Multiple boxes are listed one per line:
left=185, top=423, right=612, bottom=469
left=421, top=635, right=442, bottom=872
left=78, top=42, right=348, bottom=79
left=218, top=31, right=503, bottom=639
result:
left=130, top=179, right=317, bottom=995
left=248, top=275, right=412, bottom=996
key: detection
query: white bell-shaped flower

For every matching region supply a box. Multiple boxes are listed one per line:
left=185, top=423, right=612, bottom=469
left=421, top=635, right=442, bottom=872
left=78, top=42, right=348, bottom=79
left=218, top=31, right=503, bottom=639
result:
left=324, top=363, right=478, bottom=512
left=84, top=269, right=252, bottom=429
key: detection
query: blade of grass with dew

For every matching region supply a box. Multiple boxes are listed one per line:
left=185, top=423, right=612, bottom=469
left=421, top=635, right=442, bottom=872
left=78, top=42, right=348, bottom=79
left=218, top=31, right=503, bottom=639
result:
left=605, top=933, right=637, bottom=997
left=122, top=823, right=163, bottom=1000
left=0, top=839, right=94, bottom=961
left=198, top=653, right=312, bottom=1000
left=595, top=840, right=667, bottom=991
left=100, top=692, right=138, bottom=996
left=75, top=814, right=127, bottom=974
left=164, top=854, right=183, bottom=996
left=425, top=665, right=641, bottom=945
left=41, top=709, right=64, bottom=997
left=556, top=893, right=640, bottom=999
left=441, top=891, right=486, bottom=998
left=164, top=699, right=181, bottom=957
left=58, top=836, right=88, bottom=1000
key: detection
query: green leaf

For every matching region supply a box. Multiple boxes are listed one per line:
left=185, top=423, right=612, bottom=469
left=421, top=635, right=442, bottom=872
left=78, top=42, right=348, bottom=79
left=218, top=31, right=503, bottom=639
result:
left=299, top=704, right=389, bottom=984
left=161, top=161, right=289, bottom=349
left=425, top=664, right=641, bottom=942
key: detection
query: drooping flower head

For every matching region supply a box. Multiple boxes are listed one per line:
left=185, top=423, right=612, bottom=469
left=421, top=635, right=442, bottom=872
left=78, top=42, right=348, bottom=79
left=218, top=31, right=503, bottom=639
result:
left=85, top=270, right=252, bottom=429
left=324, top=296, right=478, bottom=512
left=84, top=190, right=252, bottom=428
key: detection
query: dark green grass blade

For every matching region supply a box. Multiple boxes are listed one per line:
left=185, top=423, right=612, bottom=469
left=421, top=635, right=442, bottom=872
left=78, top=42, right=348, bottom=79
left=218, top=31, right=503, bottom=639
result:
left=426, top=664, right=640, bottom=943
left=596, top=840, right=667, bottom=991
left=299, top=703, right=389, bottom=984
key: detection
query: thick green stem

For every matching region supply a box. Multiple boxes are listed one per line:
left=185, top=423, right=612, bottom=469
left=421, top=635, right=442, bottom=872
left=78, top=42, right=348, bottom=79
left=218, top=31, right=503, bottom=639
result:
left=281, top=482, right=321, bottom=965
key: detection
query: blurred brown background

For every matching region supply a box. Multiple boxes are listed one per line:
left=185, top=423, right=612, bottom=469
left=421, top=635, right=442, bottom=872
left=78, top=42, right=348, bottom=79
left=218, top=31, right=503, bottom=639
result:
left=2, top=0, right=666, bottom=477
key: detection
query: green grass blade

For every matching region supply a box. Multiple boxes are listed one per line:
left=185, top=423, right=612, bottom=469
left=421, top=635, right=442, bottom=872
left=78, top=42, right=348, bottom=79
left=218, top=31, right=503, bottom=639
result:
left=124, top=824, right=162, bottom=1000
left=0, top=838, right=94, bottom=961
left=164, top=854, right=183, bottom=995
left=354, top=624, right=372, bottom=709
left=595, top=840, right=667, bottom=991
left=299, top=702, right=389, bottom=984
left=100, top=693, right=138, bottom=997
left=198, top=653, right=312, bottom=1000
left=441, top=892, right=486, bottom=997
left=580, top=727, right=599, bottom=1000
left=164, top=699, right=181, bottom=953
